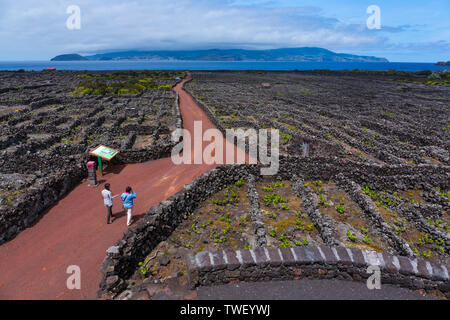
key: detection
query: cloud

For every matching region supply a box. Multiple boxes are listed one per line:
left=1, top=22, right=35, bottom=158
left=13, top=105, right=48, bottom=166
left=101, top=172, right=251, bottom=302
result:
left=0, top=0, right=447, bottom=61
left=373, top=24, right=429, bottom=34
left=0, top=0, right=386, bottom=59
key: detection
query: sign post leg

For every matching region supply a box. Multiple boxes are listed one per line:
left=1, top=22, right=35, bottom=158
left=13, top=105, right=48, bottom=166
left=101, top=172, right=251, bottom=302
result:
left=97, top=156, right=103, bottom=176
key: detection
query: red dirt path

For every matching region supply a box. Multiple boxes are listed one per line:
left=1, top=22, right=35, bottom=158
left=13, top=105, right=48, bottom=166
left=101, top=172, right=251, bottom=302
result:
left=0, top=72, right=248, bottom=300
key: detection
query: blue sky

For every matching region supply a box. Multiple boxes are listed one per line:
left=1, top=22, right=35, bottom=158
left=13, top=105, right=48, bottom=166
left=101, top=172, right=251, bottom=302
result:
left=0, top=0, right=448, bottom=62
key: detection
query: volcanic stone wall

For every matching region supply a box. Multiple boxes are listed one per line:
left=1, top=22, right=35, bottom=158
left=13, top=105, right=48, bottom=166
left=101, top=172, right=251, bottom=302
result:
left=0, top=163, right=86, bottom=244
left=276, top=156, right=450, bottom=191
left=186, top=246, right=450, bottom=298
left=114, top=91, right=182, bottom=164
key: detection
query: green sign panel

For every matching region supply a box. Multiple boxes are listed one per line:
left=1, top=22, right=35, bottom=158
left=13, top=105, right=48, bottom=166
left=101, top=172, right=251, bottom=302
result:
left=89, top=145, right=119, bottom=161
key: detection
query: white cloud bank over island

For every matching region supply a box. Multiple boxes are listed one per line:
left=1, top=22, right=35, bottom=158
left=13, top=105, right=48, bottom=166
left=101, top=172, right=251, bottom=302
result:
left=0, top=0, right=448, bottom=62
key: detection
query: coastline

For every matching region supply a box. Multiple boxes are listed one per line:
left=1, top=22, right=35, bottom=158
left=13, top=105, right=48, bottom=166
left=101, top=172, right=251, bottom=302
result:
left=0, top=60, right=448, bottom=72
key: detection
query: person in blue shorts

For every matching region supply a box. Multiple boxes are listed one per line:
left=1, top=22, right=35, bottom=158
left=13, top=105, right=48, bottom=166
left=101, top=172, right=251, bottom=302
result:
left=121, top=186, right=137, bottom=226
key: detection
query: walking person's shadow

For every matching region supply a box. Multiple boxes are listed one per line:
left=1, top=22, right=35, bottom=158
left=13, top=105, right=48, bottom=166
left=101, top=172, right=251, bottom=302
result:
left=111, top=210, right=146, bottom=225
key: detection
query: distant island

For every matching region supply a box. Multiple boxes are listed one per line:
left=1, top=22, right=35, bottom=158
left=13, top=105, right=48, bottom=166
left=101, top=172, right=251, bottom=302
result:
left=51, top=47, right=389, bottom=62
left=436, top=61, right=450, bottom=66
left=50, top=54, right=88, bottom=61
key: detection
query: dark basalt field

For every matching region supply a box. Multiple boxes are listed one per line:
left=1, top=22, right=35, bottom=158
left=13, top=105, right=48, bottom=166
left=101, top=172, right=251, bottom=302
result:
left=1, top=70, right=449, bottom=299
left=185, top=70, right=449, bottom=163
left=0, top=70, right=184, bottom=243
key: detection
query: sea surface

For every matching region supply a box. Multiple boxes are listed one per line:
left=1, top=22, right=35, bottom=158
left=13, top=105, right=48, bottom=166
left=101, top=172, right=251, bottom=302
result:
left=0, top=60, right=447, bottom=72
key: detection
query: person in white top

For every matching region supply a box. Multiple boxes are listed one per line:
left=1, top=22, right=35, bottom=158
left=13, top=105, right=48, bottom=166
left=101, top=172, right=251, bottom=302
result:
left=101, top=183, right=117, bottom=224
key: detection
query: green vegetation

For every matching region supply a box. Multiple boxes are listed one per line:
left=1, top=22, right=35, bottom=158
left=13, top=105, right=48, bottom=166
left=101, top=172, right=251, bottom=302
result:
left=362, top=186, right=397, bottom=207
left=5, top=190, right=23, bottom=206
left=263, top=194, right=289, bottom=206
left=72, top=71, right=184, bottom=96
left=318, top=194, right=325, bottom=206
left=309, top=180, right=324, bottom=194
left=239, top=215, right=249, bottom=225
left=138, top=259, right=150, bottom=276
left=410, top=231, right=448, bottom=259
left=336, top=205, right=346, bottom=214
left=397, top=71, right=450, bottom=86
left=299, top=89, right=314, bottom=95
left=219, top=215, right=231, bottom=223
left=272, top=182, right=285, bottom=188
left=379, top=110, right=395, bottom=117
left=422, top=250, right=431, bottom=259
left=346, top=229, right=357, bottom=242
left=279, top=233, right=292, bottom=248
left=390, top=222, right=406, bottom=236
left=362, top=235, right=371, bottom=244
left=235, top=177, right=244, bottom=187
left=435, top=187, right=450, bottom=200
left=157, top=84, right=172, bottom=90
left=280, top=132, right=292, bottom=144
left=72, top=79, right=159, bottom=96
left=77, top=70, right=185, bottom=80
left=61, top=136, right=75, bottom=144
left=212, top=185, right=241, bottom=206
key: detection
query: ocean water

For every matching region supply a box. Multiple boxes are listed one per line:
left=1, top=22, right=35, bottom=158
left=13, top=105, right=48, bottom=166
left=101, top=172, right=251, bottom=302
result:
left=0, top=60, right=447, bottom=72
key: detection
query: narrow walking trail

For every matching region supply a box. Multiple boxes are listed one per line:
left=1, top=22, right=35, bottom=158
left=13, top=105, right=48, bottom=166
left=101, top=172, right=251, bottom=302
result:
left=0, top=72, right=247, bottom=300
